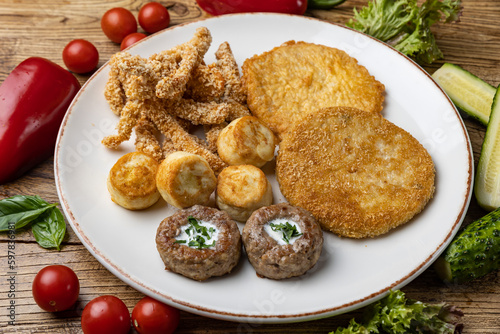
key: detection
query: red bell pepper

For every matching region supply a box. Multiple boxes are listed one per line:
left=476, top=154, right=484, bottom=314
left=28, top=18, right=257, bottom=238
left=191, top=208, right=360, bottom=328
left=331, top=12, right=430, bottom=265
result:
left=0, top=57, right=81, bottom=184
left=196, top=0, right=308, bottom=16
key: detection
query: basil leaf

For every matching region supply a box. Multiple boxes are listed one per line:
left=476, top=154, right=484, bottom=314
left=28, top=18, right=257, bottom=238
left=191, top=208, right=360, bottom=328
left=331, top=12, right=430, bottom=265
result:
left=0, top=195, right=56, bottom=231
left=31, top=207, right=66, bottom=251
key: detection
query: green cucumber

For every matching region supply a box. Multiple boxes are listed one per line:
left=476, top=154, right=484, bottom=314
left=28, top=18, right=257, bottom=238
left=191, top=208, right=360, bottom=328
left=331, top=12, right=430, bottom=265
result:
left=475, top=86, right=500, bottom=211
left=434, top=207, right=500, bottom=283
left=432, top=63, right=496, bottom=126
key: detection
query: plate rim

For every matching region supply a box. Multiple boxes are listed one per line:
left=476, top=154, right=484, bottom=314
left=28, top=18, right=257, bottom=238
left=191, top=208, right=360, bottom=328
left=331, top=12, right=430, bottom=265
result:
left=54, top=12, right=474, bottom=323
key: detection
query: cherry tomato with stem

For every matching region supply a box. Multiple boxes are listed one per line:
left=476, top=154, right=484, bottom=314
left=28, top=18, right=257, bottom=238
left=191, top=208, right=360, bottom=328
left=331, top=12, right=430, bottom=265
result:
left=138, top=2, right=170, bottom=34
left=132, top=296, right=180, bottom=334
left=62, top=39, right=99, bottom=74
left=101, top=7, right=137, bottom=43
left=81, top=295, right=131, bottom=334
left=32, top=265, right=80, bottom=312
left=195, top=0, right=308, bottom=16
left=121, top=32, right=147, bottom=50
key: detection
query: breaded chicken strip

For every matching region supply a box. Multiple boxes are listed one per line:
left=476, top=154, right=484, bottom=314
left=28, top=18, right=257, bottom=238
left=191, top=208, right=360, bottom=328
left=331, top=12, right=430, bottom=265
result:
left=276, top=107, right=435, bottom=238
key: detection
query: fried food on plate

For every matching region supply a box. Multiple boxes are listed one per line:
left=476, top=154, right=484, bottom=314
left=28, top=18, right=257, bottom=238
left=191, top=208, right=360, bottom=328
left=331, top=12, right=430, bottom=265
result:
left=215, top=41, right=246, bottom=105
left=242, top=41, right=385, bottom=139
left=167, top=98, right=230, bottom=125
left=156, top=151, right=217, bottom=209
left=155, top=27, right=212, bottom=100
left=148, top=107, right=227, bottom=175
left=101, top=27, right=250, bottom=177
left=102, top=53, right=158, bottom=149
left=134, top=115, right=163, bottom=162
left=276, top=107, right=435, bottom=238
left=107, top=152, right=161, bottom=210
left=216, top=116, right=277, bottom=167
left=216, top=165, right=273, bottom=222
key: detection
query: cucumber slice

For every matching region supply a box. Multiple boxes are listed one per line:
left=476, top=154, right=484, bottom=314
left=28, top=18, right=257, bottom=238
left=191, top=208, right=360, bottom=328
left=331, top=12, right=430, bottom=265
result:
left=432, top=63, right=496, bottom=125
left=475, top=86, right=500, bottom=211
left=434, top=206, right=500, bottom=283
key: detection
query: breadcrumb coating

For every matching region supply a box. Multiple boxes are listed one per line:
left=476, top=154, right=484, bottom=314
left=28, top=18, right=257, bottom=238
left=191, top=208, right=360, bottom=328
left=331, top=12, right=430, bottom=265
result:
left=156, top=27, right=212, bottom=100
left=276, top=107, right=435, bottom=238
left=204, top=123, right=227, bottom=153
left=135, top=114, right=163, bottom=162
left=167, top=99, right=230, bottom=125
left=104, top=65, right=126, bottom=116
left=148, top=107, right=227, bottom=175
left=215, top=41, right=246, bottom=104
left=185, top=63, right=225, bottom=102
left=101, top=27, right=249, bottom=175
left=161, top=137, right=177, bottom=157
left=242, top=41, right=385, bottom=139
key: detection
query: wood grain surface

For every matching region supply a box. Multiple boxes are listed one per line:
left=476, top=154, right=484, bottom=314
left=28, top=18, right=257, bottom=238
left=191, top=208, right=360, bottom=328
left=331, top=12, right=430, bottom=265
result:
left=1, top=0, right=499, bottom=333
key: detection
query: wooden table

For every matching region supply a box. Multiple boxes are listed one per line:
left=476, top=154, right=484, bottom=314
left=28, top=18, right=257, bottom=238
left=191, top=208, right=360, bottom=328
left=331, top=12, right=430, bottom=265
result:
left=0, top=0, right=499, bottom=332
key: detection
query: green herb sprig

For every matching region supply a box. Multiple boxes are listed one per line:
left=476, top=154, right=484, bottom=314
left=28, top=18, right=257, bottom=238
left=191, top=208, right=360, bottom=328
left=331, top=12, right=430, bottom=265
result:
left=330, top=290, right=464, bottom=333
left=269, top=222, right=303, bottom=244
left=0, top=195, right=66, bottom=250
left=174, top=216, right=217, bottom=250
left=346, top=0, right=462, bottom=65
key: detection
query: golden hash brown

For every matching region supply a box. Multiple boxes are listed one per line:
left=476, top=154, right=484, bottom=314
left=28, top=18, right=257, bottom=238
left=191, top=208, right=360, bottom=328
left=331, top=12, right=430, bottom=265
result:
left=276, top=107, right=435, bottom=238
left=242, top=41, right=385, bottom=139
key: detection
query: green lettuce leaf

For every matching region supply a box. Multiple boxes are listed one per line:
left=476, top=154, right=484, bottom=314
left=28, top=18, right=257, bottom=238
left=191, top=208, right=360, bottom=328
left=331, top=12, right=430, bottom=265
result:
left=347, top=0, right=418, bottom=41
left=330, top=290, right=464, bottom=334
left=346, top=0, right=462, bottom=64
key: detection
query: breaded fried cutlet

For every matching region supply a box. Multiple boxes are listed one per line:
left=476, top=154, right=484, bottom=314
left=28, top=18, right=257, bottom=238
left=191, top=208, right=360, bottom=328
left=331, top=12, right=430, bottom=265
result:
left=276, top=107, right=435, bottom=238
left=242, top=41, right=385, bottom=139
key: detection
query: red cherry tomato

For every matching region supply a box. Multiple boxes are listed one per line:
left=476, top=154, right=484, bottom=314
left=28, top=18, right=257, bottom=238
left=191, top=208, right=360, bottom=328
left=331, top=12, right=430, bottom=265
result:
left=32, top=265, right=80, bottom=312
left=120, top=32, right=148, bottom=50
left=195, top=0, right=308, bottom=16
left=132, top=296, right=180, bottom=334
left=101, top=7, right=137, bottom=43
left=138, top=2, right=170, bottom=34
left=62, top=39, right=99, bottom=74
left=81, top=295, right=130, bottom=334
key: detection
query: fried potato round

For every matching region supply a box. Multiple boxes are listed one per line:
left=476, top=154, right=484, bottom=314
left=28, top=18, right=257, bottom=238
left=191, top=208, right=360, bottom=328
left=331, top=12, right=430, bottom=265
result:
left=242, top=41, right=385, bottom=139
left=216, top=116, right=277, bottom=167
left=276, top=107, right=435, bottom=238
left=156, top=151, right=217, bottom=209
left=107, top=152, right=161, bottom=210
left=216, top=165, right=273, bottom=222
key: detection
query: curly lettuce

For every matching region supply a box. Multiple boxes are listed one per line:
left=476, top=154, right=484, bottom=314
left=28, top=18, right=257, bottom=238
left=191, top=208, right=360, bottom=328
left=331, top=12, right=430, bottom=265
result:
left=330, top=290, right=464, bottom=334
left=346, top=0, right=462, bottom=64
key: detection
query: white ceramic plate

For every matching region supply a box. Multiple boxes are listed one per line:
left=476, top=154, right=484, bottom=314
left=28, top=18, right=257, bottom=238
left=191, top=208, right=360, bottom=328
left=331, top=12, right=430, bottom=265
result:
left=55, top=13, right=473, bottom=323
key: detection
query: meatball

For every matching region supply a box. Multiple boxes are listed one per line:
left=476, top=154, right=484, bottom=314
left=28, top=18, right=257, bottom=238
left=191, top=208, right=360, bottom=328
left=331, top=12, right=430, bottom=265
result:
left=242, top=203, right=323, bottom=280
left=156, top=205, right=241, bottom=281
